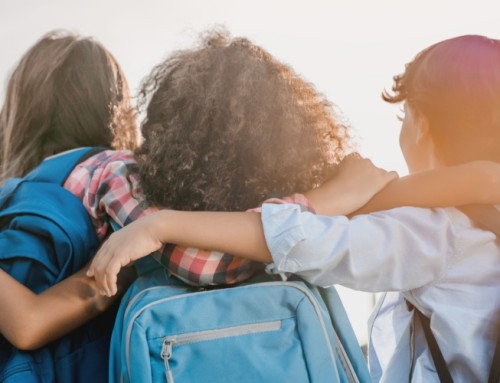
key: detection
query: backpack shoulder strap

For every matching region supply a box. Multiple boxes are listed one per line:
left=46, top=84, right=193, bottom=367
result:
left=0, top=147, right=106, bottom=289
left=25, top=147, right=106, bottom=185
left=406, top=301, right=454, bottom=382
left=409, top=204, right=500, bottom=383
left=0, top=147, right=106, bottom=209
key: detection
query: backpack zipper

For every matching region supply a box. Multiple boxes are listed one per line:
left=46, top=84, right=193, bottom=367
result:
left=160, top=321, right=281, bottom=383
left=124, top=282, right=358, bottom=383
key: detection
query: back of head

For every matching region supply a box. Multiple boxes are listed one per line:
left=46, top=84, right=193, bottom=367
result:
left=0, top=30, right=138, bottom=182
left=136, top=29, right=350, bottom=211
left=384, top=35, right=500, bottom=165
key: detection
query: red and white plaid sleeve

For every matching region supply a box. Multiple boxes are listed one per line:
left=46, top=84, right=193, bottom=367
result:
left=64, top=150, right=261, bottom=286
left=154, top=193, right=315, bottom=286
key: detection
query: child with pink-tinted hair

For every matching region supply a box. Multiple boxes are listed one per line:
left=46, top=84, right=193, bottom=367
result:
left=91, top=35, right=500, bottom=382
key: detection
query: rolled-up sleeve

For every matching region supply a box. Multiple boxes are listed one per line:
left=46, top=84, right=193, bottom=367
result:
left=262, top=203, right=457, bottom=292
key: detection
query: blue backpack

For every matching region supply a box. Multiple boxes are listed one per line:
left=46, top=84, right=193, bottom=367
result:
left=0, top=147, right=115, bottom=383
left=109, top=259, right=371, bottom=383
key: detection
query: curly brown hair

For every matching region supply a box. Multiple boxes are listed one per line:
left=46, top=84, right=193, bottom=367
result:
left=135, top=30, right=351, bottom=211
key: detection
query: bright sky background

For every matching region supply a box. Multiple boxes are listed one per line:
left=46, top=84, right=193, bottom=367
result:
left=1, top=0, right=499, bottom=345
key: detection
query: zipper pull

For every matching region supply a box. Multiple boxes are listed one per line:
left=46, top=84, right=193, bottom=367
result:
left=161, top=339, right=175, bottom=383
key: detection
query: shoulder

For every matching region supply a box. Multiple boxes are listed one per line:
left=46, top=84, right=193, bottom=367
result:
left=377, top=206, right=499, bottom=265
left=69, top=149, right=136, bottom=179
left=363, top=206, right=454, bottom=227
left=363, top=206, right=461, bottom=242
left=64, top=149, right=139, bottom=197
left=78, top=149, right=136, bottom=169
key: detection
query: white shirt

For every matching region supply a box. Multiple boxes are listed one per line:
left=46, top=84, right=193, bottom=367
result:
left=261, top=203, right=500, bottom=382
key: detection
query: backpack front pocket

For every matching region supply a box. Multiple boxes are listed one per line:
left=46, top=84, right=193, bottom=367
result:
left=122, top=281, right=357, bottom=383
left=152, top=318, right=310, bottom=383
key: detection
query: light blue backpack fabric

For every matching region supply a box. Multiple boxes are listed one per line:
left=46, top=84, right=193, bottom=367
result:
left=110, top=259, right=371, bottom=383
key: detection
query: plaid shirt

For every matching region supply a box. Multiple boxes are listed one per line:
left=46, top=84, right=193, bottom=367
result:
left=64, top=149, right=314, bottom=286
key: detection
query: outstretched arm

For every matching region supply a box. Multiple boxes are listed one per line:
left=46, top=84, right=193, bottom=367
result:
left=88, top=158, right=500, bottom=296
left=88, top=155, right=398, bottom=296
left=88, top=210, right=271, bottom=297
left=71, top=150, right=259, bottom=287
left=0, top=265, right=135, bottom=350
left=356, top=160, right=500, bottom=214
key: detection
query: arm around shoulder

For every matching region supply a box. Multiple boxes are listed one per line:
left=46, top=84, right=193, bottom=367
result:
left=464, top=160, right=500, bottom=204
left=89, top=209, right=271, bottom=297
left=355, top=160, right=500, bottom=214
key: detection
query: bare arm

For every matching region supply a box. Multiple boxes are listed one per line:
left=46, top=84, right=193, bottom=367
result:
left=88, top=155, right=398, bottom=296
left=88, top=210, right=271, bottom=297
left=88, top=158, right=500, bottom=297
left=356, top=161, right=500, bottom=214
left=304, top=155, right=398, bottom=215
left=0, top=265, right=135, bottom=350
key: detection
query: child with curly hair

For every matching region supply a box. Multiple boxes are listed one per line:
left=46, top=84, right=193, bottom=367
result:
left=91, top=34, right=500, bottom=382
left=128, top=29, right=365, bottom=282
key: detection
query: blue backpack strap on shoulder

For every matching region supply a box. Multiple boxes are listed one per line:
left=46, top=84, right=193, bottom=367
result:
left=0, top=147, right=102, bottom=208
left=0, top=146, right=115, bottom=383
left=0, top=147, right=102, bottom=291
left=24, top=147, right=101, bottom=184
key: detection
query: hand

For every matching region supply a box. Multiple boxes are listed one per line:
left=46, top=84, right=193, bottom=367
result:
left=87, top=212, right=166, bottom=297
left=305, top=153, right=398, bottom=216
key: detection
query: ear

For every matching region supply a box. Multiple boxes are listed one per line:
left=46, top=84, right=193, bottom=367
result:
left=415, top=115, right=431, bottom=145
left=415, top=116, right=443, bottom=167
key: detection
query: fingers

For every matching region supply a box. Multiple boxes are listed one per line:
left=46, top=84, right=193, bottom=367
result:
left=96, top=261, right=120, bottom=297
left=341, top=152, right=371, bottom=166
left=87, top=237, right=124, bottom=297
left=387, top=170, right=399, bottom=182
left=373, top=166, right=399, bottom=190
left=344, top=153, right=399, bottom=181
left=344, top=152, right=362, bottom=160
left=86, top=219, right=162, bottom=296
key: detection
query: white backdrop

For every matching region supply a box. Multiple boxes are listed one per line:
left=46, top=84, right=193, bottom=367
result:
left=1, top=0, right=498, bottom=345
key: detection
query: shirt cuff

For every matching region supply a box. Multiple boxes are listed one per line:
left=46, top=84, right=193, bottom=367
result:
left=261, top=203, right=310, bottom=274
left=264, top=193, right=316, bottom=213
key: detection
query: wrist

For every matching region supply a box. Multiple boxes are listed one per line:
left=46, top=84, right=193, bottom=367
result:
left=152, top=210, right=173, bottom=244
left=304, top=186, right=342, bottom=216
